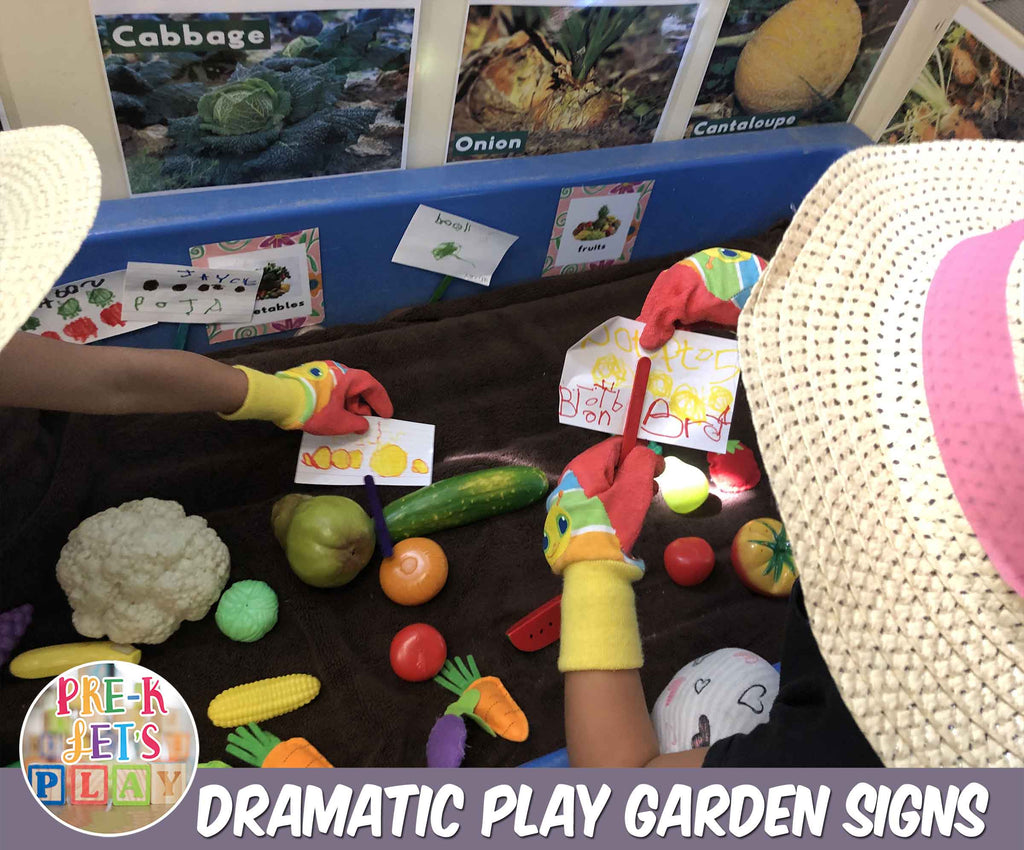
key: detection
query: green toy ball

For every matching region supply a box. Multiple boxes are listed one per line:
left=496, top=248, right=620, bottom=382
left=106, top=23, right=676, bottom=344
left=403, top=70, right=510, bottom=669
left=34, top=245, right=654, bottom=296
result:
left=215, top=580, right=278, bottom=643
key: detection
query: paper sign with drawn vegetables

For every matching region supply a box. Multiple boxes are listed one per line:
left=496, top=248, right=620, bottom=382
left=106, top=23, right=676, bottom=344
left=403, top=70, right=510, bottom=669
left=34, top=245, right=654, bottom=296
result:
left=295, top=416, right=435, bottom=486
left=21, top=271, right=155, bottom=344
left=123, top=262, right=261, bottom=323
left=686, top=0, right=912, bottom=138
left=559, top=316, right=739, bottom=452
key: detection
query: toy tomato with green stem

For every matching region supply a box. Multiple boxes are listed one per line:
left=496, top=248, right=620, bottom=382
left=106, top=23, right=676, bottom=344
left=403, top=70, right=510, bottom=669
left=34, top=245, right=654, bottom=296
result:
left=731, top=518, right=798, bottom=597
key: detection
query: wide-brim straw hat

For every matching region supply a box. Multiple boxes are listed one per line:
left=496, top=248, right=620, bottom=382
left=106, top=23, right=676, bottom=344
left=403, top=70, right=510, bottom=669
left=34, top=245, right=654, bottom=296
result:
left=0, top=126, right=101, bottom=349
left=739, top=140, right=1024, bottom=767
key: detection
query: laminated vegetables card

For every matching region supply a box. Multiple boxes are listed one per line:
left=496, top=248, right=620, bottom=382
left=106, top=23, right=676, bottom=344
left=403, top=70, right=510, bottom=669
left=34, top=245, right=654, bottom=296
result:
left=93, top=2, right=419, bottom=194
left=449, top=2, right=699, bottom=160
left=686, top=0, right=912, bottom=138
left=191, top=227, right=324, bottom=343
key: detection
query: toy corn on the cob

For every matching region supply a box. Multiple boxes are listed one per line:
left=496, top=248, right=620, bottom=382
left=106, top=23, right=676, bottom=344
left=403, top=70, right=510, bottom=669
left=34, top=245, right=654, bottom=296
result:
left=226, top=722, right=332, bottom=768
left=207, top=674, right=320, bottom=728
left=426, top=656, right=528, bottom=768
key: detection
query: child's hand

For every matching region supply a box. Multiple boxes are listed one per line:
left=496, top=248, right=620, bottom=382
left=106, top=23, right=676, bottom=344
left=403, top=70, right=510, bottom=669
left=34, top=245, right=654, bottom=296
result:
left=637, top=247, right=767, bottom=350
left=544, top=436, right=663, bottom=573
left=222, top=360, right=393, bottom=435
left=543, top=436, right=664, bottom=673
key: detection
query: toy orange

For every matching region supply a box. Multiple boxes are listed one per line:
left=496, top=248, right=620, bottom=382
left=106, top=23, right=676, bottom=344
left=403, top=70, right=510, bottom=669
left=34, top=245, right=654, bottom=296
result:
left=380, top=537, right=448, bottom=605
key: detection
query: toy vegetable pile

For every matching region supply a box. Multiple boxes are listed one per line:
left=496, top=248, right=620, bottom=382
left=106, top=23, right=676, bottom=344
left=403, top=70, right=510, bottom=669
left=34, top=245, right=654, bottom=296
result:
left=426, top=656, right=528, bottom=768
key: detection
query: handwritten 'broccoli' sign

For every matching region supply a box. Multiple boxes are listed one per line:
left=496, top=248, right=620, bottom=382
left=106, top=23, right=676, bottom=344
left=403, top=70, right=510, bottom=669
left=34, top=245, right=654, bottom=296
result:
left=123, top=262, right=260, bottom=324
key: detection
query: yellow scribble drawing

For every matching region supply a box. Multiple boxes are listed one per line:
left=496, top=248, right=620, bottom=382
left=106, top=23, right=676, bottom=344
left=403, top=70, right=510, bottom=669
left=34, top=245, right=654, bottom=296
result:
left=670, top=385, right=706, bottom=423
left=349, top=450, right=363, bottom=469
left=301, top=446, right=332, bottom=470
left=648, top=371, right=674, bottom=399
left=706, top=386, right=734, bottom=415
left=591, top=355, right=628, bottom=386
left=411, top=458, right=429, bottom=474
left=331, top=449, right=351, bottom=469
left=370, top=443, right=408, bottom=478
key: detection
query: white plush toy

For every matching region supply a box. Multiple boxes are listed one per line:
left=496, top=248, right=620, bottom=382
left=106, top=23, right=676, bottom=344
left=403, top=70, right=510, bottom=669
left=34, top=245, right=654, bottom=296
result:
left=651, top=647, right=780, bottom=753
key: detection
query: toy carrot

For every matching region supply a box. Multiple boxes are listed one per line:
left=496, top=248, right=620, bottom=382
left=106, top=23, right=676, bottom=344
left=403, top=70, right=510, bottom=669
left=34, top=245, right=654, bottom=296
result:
left=225, top=722, right=332, bottom=768
left=426, top=655, right=529, bottom=767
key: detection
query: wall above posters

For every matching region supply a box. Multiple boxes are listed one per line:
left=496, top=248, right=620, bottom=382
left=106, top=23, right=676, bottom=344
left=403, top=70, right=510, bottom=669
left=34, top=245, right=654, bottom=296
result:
left=92, top=1, right=419, bottom=194
left=686, top=0, right=912, bottom=138
left=448, top=1, right=700, bottom=161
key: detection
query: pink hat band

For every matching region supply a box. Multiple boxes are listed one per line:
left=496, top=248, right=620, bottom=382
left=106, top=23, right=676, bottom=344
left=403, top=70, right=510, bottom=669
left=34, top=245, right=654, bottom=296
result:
left=922, top=220, right=1024, bottom=596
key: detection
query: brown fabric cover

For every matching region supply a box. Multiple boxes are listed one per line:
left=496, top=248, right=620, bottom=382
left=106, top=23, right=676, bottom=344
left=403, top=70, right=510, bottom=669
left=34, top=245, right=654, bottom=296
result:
left=1, top=231, right=789, bottom=767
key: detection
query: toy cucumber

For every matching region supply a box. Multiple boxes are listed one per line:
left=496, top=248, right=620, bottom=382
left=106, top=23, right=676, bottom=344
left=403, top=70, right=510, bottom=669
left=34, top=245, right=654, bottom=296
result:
left=9, top=641, right=141, bottom=679
left=383, top=466, right=549, bottom=541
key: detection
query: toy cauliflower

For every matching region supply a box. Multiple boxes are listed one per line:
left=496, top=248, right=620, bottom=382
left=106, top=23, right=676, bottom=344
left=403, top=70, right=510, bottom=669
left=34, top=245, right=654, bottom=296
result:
left=56, top=498, right=230, bottom=644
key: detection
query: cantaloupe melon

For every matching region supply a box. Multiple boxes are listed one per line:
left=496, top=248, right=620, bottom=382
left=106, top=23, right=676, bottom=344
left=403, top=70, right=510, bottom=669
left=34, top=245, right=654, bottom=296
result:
left=734, top=0, right=862, bottom=114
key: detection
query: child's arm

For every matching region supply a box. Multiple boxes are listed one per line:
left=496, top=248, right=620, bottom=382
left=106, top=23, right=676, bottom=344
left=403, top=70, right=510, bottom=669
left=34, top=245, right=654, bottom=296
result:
left=0, top=333, right=393, bottom=434
left=0, top=332, right=248, bottom=415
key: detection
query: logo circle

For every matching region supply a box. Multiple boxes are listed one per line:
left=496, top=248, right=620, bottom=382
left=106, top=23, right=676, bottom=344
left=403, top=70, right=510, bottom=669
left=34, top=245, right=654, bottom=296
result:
left=19, top=661, right=198, bottom=836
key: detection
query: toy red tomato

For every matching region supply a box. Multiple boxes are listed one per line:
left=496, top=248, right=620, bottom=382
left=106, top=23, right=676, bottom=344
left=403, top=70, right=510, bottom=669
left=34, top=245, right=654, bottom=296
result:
left=731, top=518, right=798, bottom=597
left=663, top=537, right=715, bottom=586
left=390, top=624, right=447, bottom=682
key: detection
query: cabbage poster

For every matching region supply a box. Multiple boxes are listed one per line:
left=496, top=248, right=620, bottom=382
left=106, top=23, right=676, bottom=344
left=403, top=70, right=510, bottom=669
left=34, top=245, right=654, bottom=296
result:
left=449, top=2, right=699, bottom=161
left=93, top=2, right=418, bottom=194
left=686, top=0, right=911, bottom=138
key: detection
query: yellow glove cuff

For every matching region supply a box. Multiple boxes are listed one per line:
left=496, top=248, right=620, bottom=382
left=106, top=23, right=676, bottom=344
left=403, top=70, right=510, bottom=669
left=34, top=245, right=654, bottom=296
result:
left=218, top=365, right=309, bottom=429
left=558, top=559, right=644, bottom=673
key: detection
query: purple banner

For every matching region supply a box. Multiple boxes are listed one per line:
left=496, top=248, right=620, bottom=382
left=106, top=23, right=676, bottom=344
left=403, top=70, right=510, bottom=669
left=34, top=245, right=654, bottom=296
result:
left=3, top=768, right=1022, bottom=846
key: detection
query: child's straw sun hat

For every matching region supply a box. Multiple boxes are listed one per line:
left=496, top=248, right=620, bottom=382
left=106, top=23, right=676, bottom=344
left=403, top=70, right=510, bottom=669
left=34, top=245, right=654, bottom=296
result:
left=739, top=140, right=1024, bottom=767
left=0, top=126, right=101, bottom=348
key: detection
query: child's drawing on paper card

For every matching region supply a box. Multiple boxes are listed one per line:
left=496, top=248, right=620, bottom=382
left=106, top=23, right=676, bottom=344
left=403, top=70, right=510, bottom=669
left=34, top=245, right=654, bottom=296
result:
left=295, top=417, right=435, bottom=486
left=559, top=316, right=740, bottom=452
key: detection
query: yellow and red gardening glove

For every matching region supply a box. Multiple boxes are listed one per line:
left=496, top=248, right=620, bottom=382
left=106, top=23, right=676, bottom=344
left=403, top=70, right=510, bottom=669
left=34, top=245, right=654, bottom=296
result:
left=544, top=436, right=663, bottom=672
left=222, top=360, right=393, bottom=435
left=637, top=247, right=767, bottom=350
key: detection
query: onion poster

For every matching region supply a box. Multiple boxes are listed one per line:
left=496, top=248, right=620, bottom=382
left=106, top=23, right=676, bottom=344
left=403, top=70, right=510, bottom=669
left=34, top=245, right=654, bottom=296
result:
left=93, top=2, right=419, bottom=194
left=686, top=0, right=912, bottom=138
left=449, top=2, right=699, bottom=161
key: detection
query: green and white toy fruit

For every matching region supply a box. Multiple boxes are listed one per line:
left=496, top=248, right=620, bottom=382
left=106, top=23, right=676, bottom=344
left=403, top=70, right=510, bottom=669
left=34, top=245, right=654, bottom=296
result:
left=272, top=495, right=375, bottom=588
left=657, top=456, right=709, bottom=514
left=215, top=580, right=279, bottom=642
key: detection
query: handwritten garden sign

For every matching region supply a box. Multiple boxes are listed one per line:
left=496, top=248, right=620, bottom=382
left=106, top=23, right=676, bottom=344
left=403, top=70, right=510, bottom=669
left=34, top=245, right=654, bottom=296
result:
left=559, top=316, right=740, bottom=452
left=295, top=417, right=435, bottom=487
left=20, top=271, right=153, bottom=344
left=123, top=262, right=259, bottom=323
left=392, top=205, right=518, bottom=286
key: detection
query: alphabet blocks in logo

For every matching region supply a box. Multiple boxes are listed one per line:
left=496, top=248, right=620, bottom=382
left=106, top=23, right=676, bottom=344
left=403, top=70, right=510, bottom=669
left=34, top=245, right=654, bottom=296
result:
left=164, top=731, right=191, bottom=762
left=27, top=764, right=65, bottom=806
left=69, top=764, right=108, bottom=806
left=39, top=733, right=63, bottom=761
left=151, top=762, right=187, bottom=805
left=112, top=764, right=151, bottom=806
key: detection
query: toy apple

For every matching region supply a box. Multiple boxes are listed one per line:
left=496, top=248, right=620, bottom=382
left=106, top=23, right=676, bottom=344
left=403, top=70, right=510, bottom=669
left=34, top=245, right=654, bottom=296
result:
left=656, top=456, right=709, bottom=514
left=664, top=537, right=715, bottom=586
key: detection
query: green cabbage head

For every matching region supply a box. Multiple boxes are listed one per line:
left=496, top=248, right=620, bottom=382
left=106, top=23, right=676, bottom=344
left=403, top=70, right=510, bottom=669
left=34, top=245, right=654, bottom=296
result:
left=198, top=78, right=292, bottom=136
left=282, top=36, right=320, bottom=58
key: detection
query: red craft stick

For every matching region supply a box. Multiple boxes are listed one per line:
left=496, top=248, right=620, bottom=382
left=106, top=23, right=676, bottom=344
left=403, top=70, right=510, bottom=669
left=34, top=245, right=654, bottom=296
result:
left=619, top=356, right=652, bottom=467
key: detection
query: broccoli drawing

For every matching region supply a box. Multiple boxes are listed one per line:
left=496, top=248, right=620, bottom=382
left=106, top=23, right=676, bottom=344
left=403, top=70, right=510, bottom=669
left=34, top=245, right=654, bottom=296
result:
left=20, top=316, right=40, bottom=332
left=87, top=288, right=116, bottom=308
left=432, top=242, right=475, bottom=266
left=58, top=299, right=82, bottom=320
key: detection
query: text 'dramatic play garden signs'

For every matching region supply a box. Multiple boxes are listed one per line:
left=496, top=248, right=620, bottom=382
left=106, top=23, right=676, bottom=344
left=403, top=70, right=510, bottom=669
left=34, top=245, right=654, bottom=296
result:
left=559, top=316, right=740, bottom=452
left=123, top=262, right=259, bottom=323
left=295, top=416, right=436, bottom=486
left=392, top=205, right=518, bottom=286
left=20, top=271, right=154, bottom=344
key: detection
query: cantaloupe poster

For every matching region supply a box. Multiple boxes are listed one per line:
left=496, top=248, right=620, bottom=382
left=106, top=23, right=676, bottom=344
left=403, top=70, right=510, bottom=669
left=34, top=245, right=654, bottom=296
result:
left=295, top=416, right=436, bottom=486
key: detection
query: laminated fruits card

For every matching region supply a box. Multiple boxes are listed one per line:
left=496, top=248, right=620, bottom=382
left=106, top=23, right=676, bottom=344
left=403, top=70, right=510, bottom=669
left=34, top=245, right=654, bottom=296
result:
left=543, top=180, right=654, bottom=276
left=686, top=0, right=912, bottom=138
left=92, top=2, right=419, bottom=194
